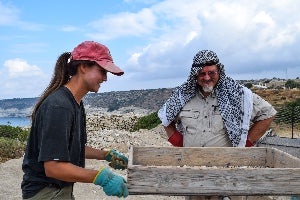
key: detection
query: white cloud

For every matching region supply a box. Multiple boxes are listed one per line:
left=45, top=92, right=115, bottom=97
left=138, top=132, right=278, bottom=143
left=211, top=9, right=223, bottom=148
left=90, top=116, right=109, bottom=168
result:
left=4, top=58, right=43, bottom=78
left=253, top=11, right=274, bottom=26
left=0, top=1, right=44, bottom=30
left=10, top=43, right=48, bottom=54
left=268, top=23, right=300, bottom=47
left=184, top=31, right=198, bottom=45
left=123, top=0, right=160, bottom=4
left=0, top=1, right=19, bottom=25
left=0, top=58, right=49, bottom=99
left=87, top=8, right=156, bottom=40
left=61, top=25, right=78, bottom=32
left=128, top=52, right=142, bottom=66
left=118, top=0, right=300, bottom=81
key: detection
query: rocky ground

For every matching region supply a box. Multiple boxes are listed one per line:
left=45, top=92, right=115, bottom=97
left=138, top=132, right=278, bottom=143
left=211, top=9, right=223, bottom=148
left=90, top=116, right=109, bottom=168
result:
left=0, top=115, right=186, bottom=200
left=0, top=110, right=294, bottom=200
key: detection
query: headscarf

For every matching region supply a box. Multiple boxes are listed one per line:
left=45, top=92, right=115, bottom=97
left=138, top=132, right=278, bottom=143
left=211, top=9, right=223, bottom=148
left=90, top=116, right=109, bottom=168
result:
left=158, top=50, right=253, bottom=147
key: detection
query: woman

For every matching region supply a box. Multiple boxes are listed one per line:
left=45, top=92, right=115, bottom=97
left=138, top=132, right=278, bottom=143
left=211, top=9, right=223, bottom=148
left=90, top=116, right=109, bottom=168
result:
left=21, top=41, right=128, bottom=199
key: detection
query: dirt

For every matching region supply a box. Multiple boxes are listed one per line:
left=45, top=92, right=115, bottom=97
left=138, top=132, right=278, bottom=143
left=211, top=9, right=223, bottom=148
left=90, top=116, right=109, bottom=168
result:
left=0, top=125, right=185, bottom=200
left=0, top=124, right=294, bottom=200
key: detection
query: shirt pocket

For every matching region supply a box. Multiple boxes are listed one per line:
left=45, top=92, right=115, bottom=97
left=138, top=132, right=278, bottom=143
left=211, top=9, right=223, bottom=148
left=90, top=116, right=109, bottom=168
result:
left=211, top=109, right=225, bottom=134
left=179, top=109, right=200, bottom=135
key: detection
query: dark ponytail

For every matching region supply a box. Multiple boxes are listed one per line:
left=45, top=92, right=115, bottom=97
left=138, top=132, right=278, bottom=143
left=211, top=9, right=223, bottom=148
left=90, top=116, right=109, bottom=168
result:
left=31, top=52, right=71, bottom=120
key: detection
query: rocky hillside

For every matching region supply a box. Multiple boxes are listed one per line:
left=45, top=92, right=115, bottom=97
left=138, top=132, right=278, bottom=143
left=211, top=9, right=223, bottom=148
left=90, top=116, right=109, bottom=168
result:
left=83, top=88, right=173, bottom=111
left=0, top=88, right=174, bottom=117
left=0, top=87, right=299, bottom=117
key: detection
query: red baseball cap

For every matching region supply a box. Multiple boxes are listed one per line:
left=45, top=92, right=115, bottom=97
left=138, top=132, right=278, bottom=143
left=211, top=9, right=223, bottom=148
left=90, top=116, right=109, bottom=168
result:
left=71, top=41, right=124, bottom=76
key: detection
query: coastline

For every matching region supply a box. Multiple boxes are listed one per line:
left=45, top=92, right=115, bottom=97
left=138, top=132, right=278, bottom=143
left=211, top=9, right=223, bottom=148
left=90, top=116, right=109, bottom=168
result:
left=0, top=116, right=31, bottom=127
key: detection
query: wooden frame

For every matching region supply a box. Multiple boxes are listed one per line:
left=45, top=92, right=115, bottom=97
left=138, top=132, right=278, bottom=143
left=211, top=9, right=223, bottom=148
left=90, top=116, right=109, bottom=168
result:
left=127, top=146, right=300, bottom=196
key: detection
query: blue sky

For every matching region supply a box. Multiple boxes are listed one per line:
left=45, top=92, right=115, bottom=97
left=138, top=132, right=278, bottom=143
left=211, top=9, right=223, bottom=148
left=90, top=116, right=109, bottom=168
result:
left=0, top=0, right=299, bottom=100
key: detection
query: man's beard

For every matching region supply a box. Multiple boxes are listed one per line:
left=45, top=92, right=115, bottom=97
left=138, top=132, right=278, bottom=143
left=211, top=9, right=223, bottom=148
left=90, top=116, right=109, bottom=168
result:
left=202, top=85, right=214, bottom=93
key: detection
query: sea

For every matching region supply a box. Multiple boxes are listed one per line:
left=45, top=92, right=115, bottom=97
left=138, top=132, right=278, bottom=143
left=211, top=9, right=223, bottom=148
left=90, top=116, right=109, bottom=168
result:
left=0, top=117, right=30, bottom=127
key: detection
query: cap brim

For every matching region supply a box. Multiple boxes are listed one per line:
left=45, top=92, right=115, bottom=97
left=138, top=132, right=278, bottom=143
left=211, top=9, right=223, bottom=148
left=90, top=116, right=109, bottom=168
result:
left=96, top=60, right=124, bottom=76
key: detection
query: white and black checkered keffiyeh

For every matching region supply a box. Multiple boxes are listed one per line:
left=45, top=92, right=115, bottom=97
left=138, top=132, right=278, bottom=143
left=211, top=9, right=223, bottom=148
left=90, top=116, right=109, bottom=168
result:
left=158, top=50, right=253, bottom=147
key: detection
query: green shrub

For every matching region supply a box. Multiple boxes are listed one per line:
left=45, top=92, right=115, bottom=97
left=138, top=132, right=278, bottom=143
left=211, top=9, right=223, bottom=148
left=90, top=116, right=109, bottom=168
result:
left=274, top=98, right=300, bottom=139
left=131, top=111, right=161, bottom=131
left=18, top=129, right=30, bottom=142
left=0, top=125, right=29, bottom=142
left=0, top=137, right=26, bottom=162
left=244, top=83, right=253, bottom=89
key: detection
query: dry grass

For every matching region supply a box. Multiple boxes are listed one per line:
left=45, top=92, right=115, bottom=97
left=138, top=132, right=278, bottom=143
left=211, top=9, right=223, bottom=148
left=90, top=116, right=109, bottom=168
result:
left=252, top=88, right=300, bottom=138
left=252, top=88, right=300, bottom=108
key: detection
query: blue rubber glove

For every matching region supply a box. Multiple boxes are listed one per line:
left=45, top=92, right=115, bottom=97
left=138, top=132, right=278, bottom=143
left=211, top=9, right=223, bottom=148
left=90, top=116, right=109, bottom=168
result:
left=93, top=167, right=128, bottom=197
left=105, top=149, right=128, bottom=170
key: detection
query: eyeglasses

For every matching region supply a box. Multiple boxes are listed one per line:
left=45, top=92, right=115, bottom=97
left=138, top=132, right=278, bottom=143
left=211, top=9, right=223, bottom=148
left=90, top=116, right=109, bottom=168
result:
left=197, top=70, right=218, bottom=77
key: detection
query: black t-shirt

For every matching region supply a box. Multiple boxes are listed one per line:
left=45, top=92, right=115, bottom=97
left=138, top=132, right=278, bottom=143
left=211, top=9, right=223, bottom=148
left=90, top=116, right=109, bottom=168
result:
left=21, top=87, right=87, bottom=199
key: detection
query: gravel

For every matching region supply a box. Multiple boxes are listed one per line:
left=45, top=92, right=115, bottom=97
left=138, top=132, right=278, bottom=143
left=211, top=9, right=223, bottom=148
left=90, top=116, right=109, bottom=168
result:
left=0, top=121, right=291, bottom=200
left=0, top=124, right=186, bottom=200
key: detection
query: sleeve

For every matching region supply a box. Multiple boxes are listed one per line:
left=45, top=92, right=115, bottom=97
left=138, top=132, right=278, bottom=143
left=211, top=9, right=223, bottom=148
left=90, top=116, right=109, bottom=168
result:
left=38, top=105, right=74, bottom=162
left=251, top=93, right=277, bottom=122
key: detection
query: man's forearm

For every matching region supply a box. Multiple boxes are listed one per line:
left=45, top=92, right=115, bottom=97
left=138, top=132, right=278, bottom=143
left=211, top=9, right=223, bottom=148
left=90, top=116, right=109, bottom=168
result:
left=163, top=121, right=177, bottom=138
left=247, top=116, right=275, bottom=144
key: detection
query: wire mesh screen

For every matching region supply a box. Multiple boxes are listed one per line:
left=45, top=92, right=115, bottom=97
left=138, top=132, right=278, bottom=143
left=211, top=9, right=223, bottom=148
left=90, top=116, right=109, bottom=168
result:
left=272, top=100, right=300, bottom=139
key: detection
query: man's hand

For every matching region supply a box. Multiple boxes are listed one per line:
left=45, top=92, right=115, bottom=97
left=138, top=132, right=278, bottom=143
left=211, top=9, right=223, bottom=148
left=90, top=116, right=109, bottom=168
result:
left=168, top=130, right=183, bottom=147
left=105, top=149, right=128, bottom=170
left=245, top=138, right=255, bottom=147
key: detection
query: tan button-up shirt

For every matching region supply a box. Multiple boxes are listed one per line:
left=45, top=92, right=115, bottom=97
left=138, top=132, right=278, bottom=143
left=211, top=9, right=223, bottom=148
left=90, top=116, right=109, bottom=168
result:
left=178, top=90, right=277, bottom=147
